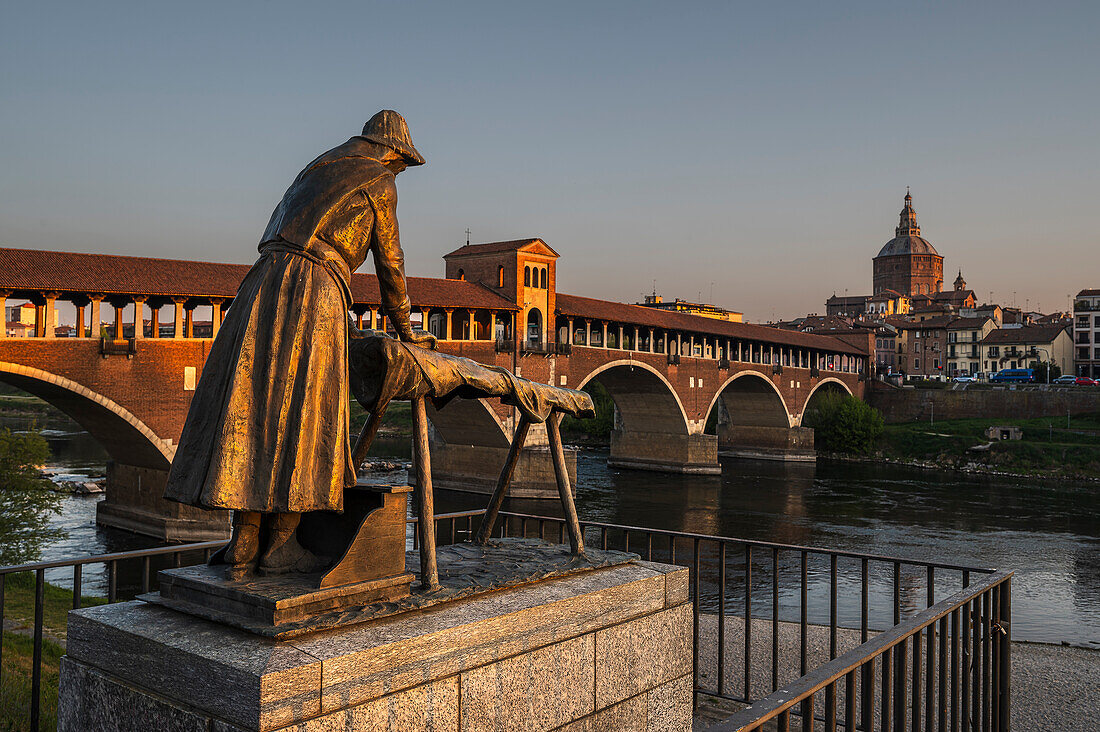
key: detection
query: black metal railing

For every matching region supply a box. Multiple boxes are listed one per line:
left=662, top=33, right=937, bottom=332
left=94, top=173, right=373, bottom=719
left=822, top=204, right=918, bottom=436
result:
left=493, top=337, right=514, bottom=353
left=0, top=509, right=1009, bottom=731
left=488, top=512, right=1009, bottom=732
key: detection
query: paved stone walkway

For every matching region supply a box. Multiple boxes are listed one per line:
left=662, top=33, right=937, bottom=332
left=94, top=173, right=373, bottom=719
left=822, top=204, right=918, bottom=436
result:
left=690, top=614, right=1098, bottom=730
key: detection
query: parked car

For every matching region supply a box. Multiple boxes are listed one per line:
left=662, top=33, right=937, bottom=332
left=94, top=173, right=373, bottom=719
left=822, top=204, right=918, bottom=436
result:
left=1053, top=375, right=1078, bottom=385
left=1075, top=376, right=1099, bottom=386
left=951, top=375, right=977, bottom=383
left=990, top=368, right=1036, bottom=383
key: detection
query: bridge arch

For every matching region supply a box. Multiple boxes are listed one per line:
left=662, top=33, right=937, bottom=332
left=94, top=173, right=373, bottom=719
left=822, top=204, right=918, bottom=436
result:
left=707, top=370, right=793, bottom=429
left=798, top=377, right=853, bottom=427
left=425, top=398, right=511, bottom=448
left=576, top=359, right=691, bottom=436
left=0, top=362, right=174, bottom=470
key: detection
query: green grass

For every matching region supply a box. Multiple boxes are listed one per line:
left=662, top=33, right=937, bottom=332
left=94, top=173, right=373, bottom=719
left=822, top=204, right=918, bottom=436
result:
left=2, top=573, right=106, bottom=641
left=0, top=576, right=105, bottom=731
left=879, top=412, right=1100, bottom=477
left=0, top=631, right=63, bottom=731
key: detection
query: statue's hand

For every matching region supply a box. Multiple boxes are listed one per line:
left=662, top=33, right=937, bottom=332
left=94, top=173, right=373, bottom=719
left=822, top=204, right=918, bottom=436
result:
left=402, top=330, right=438, bottom=350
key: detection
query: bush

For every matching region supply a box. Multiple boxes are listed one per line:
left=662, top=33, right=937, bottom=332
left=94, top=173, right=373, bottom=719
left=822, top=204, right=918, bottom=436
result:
left=804, top=393, right=884, bottom=454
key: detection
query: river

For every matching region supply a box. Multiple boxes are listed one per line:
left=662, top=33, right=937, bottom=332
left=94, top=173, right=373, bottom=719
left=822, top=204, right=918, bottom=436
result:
left=8, top=416, right=1098, bottom=648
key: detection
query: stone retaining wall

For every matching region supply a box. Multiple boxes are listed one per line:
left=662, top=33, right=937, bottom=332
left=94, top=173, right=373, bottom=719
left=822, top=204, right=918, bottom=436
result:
left=868, top=384, right=1100, bottom=423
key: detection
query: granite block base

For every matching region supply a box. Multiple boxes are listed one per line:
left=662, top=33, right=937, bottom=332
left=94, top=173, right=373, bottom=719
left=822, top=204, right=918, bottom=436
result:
left=59, top=560, right=692, bottom=731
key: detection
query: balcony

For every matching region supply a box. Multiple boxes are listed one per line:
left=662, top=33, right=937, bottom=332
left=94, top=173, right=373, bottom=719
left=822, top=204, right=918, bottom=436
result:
left=494, top=338, right=514, bottom=353
left=554, top=342, right=572, bottom=356
left=99, top=337, right=136, bottom=358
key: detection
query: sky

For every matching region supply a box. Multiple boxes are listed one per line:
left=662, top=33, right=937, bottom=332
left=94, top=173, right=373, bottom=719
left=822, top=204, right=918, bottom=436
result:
left=1, top=2, right=1097, bottom=322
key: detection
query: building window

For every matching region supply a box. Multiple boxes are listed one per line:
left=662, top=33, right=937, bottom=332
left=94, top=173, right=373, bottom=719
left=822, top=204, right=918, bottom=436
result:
left=498, top=265, right=505, bottom=288
left=524, top=266, right=530, bottom=287
left=541, top=268, right=548, bottom=289
left=914, top=358, right=920, bottom=370
left=457, top=268, right=465, bottom=281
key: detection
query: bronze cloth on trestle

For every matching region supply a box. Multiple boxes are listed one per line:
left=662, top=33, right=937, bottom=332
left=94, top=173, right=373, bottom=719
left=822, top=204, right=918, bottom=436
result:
left=349, top=333, right=595, bottom=423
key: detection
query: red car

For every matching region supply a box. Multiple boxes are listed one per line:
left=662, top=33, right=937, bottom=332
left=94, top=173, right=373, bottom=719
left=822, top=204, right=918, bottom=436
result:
left=1075, top=376, right=1099, bottom=386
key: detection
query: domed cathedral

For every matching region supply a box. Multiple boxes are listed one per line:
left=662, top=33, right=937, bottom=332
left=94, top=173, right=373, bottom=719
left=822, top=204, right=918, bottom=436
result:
left=872, top=190, right=944, bottom=297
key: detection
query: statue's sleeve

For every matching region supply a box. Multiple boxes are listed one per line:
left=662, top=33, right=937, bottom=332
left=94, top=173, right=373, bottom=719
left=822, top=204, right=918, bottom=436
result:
left=367, top=174, right=414, bottom=338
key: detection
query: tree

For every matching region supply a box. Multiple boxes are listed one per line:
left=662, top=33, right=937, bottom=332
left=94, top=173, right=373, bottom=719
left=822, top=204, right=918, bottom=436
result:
left=803, top=393, right=884, bottom=454
left=0, top=428, right=66, bottom=565
left=1033, top=361, right=1061, bottom=383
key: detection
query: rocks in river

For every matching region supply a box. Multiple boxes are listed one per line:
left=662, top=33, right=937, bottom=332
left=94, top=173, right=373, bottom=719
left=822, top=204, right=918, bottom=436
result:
left=358, top=458, right=409, bottom=473
left=54, top=480, right=106, bottom=495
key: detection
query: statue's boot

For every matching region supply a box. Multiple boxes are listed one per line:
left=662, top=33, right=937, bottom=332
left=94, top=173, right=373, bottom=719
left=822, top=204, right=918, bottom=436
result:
left=223, top=511, right=261, bottom=581
left=259, top=513, right=323, bottom=575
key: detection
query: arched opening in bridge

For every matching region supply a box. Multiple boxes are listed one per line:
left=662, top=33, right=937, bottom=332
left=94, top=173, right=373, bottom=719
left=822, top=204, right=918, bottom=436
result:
left=570, top=361, right=716, bottom=473
left=708, top=372, right=791, bottom=431
left=574, top=364, right=688, bottom=438
left=0, top=363, right=173, bottom=471
left=801, top=378, right=854, bottom=425
left=707, top=372, right=813, bottom=461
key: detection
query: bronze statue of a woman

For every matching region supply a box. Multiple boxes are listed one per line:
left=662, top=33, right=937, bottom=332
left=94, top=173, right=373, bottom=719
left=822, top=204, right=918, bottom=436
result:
left=165, top=110, right=434, bottom=579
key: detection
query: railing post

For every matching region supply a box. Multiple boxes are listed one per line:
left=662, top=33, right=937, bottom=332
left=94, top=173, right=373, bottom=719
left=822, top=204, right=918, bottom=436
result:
left=31, top=569, right=44, bottom=730
left=997, top=579, right=1011, bottom=731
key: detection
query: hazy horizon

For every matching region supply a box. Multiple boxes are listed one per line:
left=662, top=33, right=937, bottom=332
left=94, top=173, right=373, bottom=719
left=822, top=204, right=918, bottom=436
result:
left=2, top=2, right=1097, bottom=322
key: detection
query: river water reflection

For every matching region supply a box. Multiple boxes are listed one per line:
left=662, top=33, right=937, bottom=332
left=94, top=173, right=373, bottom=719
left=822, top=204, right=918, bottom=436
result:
left=16, top=419, right=1099, bottom=648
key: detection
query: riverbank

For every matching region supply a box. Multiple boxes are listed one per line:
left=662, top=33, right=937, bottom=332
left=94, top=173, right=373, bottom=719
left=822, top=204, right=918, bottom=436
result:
left=869, top=413, right=1100, bottom=482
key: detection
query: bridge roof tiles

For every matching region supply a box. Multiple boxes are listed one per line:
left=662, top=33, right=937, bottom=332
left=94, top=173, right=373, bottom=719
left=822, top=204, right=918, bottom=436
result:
left=352, top=276, right=518, bottom=310
left=0, top=247, right=518, bottom=310
left=0, top=247, right=251, bottom=299
left=556, top=293, right=865, bottom=355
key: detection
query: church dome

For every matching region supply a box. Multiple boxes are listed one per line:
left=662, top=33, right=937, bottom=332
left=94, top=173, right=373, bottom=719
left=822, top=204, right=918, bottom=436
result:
left=877, top=234, right=939, bottom=257
left=875, top=190, right=939, bottom=258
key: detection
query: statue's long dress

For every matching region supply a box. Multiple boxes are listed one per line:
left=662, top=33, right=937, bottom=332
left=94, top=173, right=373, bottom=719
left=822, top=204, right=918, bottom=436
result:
left=165, top=139, right=414, bottom=514
left=164, top=243, right=355, bottom=513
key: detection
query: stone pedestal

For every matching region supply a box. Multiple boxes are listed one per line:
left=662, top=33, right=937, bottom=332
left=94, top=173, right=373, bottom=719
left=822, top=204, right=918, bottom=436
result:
left=59, top=560, right=692, bottom=731
left=608, top=429, right=721, bottom=474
